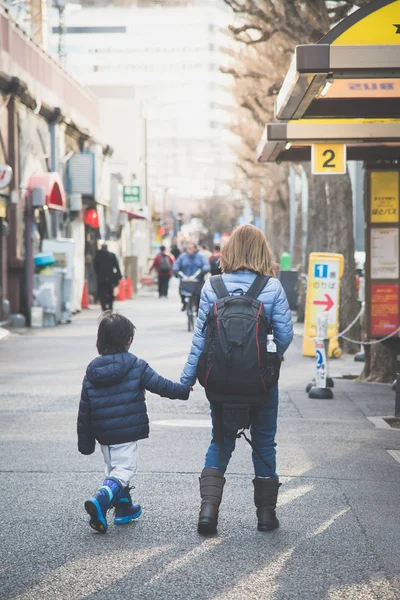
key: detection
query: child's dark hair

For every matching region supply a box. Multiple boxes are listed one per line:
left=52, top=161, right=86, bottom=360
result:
left=96, top=311, right=136, bottom=355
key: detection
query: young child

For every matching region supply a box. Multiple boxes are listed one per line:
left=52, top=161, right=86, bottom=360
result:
left=77, top=311, right=190, bottom=533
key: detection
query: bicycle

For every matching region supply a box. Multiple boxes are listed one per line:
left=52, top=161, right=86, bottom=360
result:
left=178, top=270, right=203, bottom=332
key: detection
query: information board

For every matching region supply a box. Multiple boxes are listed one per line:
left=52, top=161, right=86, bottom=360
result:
left=370, top=171, right=399, bottom=223
left=370, top=228, right=399, bottom=279
left=371, top=284, right=399, bottom=336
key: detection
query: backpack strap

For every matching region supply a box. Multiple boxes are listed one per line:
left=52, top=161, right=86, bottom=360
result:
left=245, top=275, right=270, bottom=300
left=210, top=275, right=229, bottom=299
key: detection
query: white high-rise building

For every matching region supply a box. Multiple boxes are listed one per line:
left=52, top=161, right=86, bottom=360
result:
left=48, top=0, right=236, bottom=214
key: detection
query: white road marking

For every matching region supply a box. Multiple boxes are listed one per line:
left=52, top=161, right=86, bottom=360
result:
left=152, top=419, right=211, bottom=428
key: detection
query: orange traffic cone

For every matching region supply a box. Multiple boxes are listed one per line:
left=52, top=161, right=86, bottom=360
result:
left=81, top=280, right=89, bottom=309
left=125, top=277, right=133, bottom=299
left=117, top=278, right=126, bottom=301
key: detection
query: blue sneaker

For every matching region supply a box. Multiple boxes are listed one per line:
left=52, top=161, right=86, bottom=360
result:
left=114, top=486, right=142, bottom=525
left=84, top=478, right=122, bottom=533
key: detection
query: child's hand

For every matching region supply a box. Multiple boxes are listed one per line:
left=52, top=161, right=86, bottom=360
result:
left=190, top=386, right=194, bottom=392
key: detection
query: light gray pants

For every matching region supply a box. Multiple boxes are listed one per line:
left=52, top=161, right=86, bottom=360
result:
left=100, top=441, right=138, bottom=488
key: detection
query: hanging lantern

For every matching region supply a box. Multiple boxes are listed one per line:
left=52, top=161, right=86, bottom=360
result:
left=84, top=208, right=99, bottom=229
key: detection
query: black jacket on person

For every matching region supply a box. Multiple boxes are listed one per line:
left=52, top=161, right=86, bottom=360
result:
left=77, top=352, right=190, bottom=454
left=94, top=248, right=122, bottom=285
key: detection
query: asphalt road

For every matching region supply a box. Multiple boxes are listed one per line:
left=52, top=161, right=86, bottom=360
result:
left=1, top=286, right=400, bottom=600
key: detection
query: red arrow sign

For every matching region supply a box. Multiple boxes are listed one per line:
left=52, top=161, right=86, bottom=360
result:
left=313, top=294, right=334, bottom=312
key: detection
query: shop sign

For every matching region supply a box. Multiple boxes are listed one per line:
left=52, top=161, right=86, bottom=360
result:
left=370, top=171, right=399, bottom=223
left=213, top=232, right=221, bottom=245
left=311, top=144, right=346, bottom=175
left=123, top=185, right=141, bottom=203
left=370, top=283, right=399, bottom=336
left=221, top=233, right=230, bottom=245
left=0, top=164, right=12, bottom=189
left=371, top=228, right=399, bottom=279
left=324, top=79, right=400, bottom=99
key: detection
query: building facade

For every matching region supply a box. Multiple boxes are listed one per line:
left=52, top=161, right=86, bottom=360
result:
left=0, top=4, right=113, bottom=323
left=48, top=0, right=236, bottom=220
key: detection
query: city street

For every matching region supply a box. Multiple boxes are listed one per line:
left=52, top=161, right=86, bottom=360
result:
left=1, top=286, right=400, bottom=600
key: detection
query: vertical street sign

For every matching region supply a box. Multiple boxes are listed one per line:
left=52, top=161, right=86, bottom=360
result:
left=303, top=252, right=344, bottom=357
left=311, top=144, right=347, bottom=175
left=366, top=169, right=400, bottom=338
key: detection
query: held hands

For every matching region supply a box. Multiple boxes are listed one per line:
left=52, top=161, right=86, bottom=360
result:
left=179, top=384, right=194, bottom=401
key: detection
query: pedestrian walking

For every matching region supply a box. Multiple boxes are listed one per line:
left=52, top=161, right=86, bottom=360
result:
left=77, top=311, right=190, bottom=533
left=173, top=242, right=210, bottom=311
left=94, top=244, right=122, bottom=311
left=170, top=243, right=181, bottom=260
left=150, top=245, right=174, bottom=298
left=209, top=244, right=222, bottom=275
left=180, top=224, right=293, bottom=535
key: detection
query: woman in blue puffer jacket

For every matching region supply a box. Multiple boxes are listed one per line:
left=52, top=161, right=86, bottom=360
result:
left=181, top=224, right=293, bottom=535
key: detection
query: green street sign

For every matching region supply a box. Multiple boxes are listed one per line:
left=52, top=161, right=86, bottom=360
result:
left=123, top=185, right=141, bottom=203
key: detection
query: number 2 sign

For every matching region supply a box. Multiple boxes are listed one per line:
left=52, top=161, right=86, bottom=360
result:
left=312, top=144, right=347, bottom=175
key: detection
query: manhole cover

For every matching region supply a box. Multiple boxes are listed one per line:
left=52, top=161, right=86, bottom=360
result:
left=387, top=449, right=400, bottom=464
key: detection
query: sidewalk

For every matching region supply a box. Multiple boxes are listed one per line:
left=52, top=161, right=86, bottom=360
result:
left=0, top=326, right=10, bottom=341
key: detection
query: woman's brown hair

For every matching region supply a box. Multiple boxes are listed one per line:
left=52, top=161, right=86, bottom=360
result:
left=220, top=224, right=277, bottom=276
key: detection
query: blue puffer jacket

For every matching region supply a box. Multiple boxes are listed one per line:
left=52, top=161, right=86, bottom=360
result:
left=77, top=352, right=190, bottom=454
left=181, top=270, right=294, bottom=386
left=172, top=251, right=210, bottom=277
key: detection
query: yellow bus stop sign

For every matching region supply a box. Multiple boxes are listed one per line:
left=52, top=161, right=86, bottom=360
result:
left=312, top=143, right=347, bottom=175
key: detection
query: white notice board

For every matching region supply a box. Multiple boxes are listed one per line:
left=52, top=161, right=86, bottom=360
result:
left=371, top=228, right=399, bottom=279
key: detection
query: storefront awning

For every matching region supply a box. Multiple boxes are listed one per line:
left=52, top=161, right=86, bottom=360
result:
left=121, top=209, right=147, bottom=221
left=26, top=172, right=66, bottom=211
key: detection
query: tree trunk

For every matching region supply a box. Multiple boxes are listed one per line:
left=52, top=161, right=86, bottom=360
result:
left=292, top=183, right=303, bottom=270
left=361, top=341, right=398, bottom=383
left=304, top=166, right=360, bottom=353
left=266, top=164, right=290, bottom=260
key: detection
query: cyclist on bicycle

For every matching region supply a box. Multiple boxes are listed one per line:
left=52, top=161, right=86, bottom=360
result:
left=173, top=242, right=210, bottom=311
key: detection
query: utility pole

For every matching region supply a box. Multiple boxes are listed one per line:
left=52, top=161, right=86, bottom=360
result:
left=54, top=0, right=66, bottom=64
left=259, top=180, right=266, bottom=236
left=143, top=117, right=148, bottom=207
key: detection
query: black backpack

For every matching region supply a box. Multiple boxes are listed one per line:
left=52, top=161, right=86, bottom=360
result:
left=159, top=254, right=170, bottom=274
left=197, top=275, right=280, bottom=446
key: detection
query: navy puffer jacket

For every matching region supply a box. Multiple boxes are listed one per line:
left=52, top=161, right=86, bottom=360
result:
left=77, top=352, right=190, bottom=454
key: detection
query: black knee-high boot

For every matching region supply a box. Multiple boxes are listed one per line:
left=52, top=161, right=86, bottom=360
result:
left=253, top=477, right=281, bottom=532
left=197, top=468, right=225, bottom=535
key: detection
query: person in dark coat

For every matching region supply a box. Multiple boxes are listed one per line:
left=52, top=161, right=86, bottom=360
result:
left=78, top=311, right=190, bottom=533
left=170, top=243, right=181, bottom=260
left=94, top=244, right=122, bottom=311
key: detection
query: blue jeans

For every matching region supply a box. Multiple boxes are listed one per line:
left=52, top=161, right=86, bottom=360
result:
left=204, top=385, right=279, bottom=478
